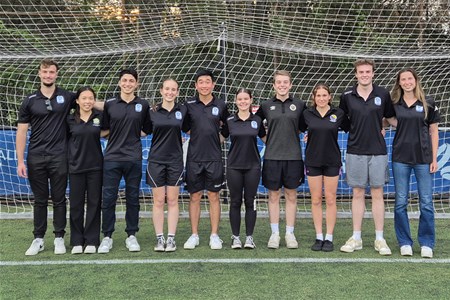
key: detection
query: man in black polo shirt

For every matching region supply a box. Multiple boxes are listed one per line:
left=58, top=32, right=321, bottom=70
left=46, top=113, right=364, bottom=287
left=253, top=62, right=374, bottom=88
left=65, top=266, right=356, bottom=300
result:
left=17, top=59, right=76, bottom=256
left=339, top=59, right=395, bottom=255
left=97, top=69, right=151, bottom=254
left=182, top=69, right=229, bottom=250
left=256, top=70, right=306, bottom=249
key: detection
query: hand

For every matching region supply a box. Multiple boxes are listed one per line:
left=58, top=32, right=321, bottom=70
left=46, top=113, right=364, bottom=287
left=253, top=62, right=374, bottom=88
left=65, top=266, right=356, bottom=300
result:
left=17, top=162, right=27, bottom=178
left=430, top=160, right=438, bottom=173
left=303, top=133, right=308, bottom=143
left=381, top=128, right=386, bottom=137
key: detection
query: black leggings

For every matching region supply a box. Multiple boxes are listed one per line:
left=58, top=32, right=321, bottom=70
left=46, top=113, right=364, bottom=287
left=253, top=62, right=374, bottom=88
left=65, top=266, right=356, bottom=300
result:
left=226, top=168, right=260, bottom=236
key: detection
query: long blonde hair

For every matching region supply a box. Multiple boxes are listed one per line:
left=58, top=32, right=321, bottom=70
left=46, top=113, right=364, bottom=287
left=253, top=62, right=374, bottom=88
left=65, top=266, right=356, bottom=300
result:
left=391, top=68, right=427, bottom=119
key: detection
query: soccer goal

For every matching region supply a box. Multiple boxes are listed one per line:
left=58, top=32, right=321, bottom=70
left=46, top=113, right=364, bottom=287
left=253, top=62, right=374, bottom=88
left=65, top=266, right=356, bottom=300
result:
left=1, top=1, right=449, bottom=218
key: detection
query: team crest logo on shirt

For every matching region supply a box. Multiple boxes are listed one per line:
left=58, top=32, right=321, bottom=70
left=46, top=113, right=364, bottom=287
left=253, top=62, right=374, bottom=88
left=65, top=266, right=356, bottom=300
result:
left=56, top=95, right=64, bottom=104
left=270, top=106, right=276, bottom=110
left=290, top=104, right=297, bottom=111
left=93, top=118, right=100, bottom=126
left=70, top=108, right=75, bottom=114
left=251, top=121, right=258, bottom=129
left=175, top=111, right=182, bottom=120
left=212, top=107, right=219, bottom=116
left=329, top=114, right=337, bottom=123
left=135, top=103, right=142, bottom=112
left=416, top=105, right=424, bottom=112
left=374, top=97, right=381, bottom=106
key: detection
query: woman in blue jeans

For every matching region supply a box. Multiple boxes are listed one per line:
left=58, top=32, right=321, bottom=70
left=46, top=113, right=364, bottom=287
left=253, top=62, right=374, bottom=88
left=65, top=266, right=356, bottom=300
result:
left=390, top=68, right=440, bottom=258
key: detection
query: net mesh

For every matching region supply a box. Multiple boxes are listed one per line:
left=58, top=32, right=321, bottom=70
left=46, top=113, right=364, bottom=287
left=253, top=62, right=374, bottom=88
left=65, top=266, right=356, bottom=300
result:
left=1, top=0, right=449, bottom=217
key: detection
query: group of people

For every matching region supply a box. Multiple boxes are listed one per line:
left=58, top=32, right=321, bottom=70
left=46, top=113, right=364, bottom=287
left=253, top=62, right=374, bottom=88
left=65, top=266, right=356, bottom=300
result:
left=16, top=58, right=440, bottom=259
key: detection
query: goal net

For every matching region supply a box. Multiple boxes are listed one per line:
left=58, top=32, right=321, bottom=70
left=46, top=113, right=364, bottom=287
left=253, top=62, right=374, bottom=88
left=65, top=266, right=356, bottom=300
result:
left=1, top=0, right=449, bottom=218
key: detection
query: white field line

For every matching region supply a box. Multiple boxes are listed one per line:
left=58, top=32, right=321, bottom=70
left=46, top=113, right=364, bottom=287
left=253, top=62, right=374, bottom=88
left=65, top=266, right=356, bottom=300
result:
left=1, top=257, right=449, bottom=266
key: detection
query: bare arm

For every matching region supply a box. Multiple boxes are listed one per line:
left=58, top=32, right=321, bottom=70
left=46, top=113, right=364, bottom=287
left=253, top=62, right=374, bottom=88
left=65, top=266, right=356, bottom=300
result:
left=429, top=123, right=439, bottom=173
left=16, top=123, right=29, bottom=178
left=94, top=101, right=104, bottom=111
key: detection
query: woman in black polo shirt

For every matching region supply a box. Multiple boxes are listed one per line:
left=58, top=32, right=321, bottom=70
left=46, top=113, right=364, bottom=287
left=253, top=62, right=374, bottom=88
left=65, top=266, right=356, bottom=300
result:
left=221, top=88, right=266, bottom=249
left=145, top=78, right=186, bottom=252
left=302, top=83, right=349, bottom=252
left=390, top=68, right=440, bottom=258
left=67, top=86, right=107, bottom=254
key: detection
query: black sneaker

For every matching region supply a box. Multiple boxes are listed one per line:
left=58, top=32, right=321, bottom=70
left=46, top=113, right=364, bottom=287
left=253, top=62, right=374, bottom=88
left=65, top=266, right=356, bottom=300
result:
left=311, top=239, right=324, bottom=251
left=322, top=240, right=334, bottom=252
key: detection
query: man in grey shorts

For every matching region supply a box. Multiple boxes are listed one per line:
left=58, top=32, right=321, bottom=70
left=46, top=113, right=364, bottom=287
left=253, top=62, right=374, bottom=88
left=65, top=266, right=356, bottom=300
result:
left=339, top=59, right=395, bottom=255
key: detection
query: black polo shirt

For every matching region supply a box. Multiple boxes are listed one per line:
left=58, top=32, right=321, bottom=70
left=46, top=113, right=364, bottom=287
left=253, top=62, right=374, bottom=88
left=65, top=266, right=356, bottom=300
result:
left=302, top=106, right=350, bottom=167
left=147, top=102, right=187, bottom=164
left=17, top=87, right=76, bottom=155
left=221, top=113, right=266, bottom=169
left=67, top=109, right=103, bottom=174
left=102, top=95, right=151, bottom=161
left=339, top=84, right=395, bottom=155
left=392, top=98, right=440, bottom=164
left=255, top=96, right=306, bottom=160
left=182, top=95, right=229, bottom=162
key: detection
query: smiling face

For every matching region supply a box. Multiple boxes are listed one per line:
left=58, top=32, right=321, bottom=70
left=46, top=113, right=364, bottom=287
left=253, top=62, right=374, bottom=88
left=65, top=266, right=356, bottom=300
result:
left=160, top=79, right=179, bottom=103
left=39, top=64, right=58, bottom=87
left=313, top=87, right=331, bottom=108
left=235, top=91, right=252, bottom=112
left=195, top=75, right=215, bottom=98
left=399, top=71, right=416, bottom=94
left=355, top=64, right=374, bottom=87
left=119, top=74, right=138, bottom=96
left=76, top=90, right=95, bottom=113
left=273, top=74, right=292, bottom=99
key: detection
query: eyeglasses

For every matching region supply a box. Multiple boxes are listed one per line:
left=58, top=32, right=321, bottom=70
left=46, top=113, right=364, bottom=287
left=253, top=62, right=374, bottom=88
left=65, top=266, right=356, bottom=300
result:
left=45, top=99, right=52, bottom=111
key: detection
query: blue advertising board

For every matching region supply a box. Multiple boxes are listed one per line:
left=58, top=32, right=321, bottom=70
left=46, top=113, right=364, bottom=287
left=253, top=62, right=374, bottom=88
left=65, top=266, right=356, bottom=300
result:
left=1, top=129, right=450, bottom=196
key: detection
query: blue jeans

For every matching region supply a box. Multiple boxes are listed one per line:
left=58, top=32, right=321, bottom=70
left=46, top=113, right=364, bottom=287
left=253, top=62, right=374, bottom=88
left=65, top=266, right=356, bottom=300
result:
left=393, top=162, right=435, bottom=249
left=102, top=161, right=142, bottom=237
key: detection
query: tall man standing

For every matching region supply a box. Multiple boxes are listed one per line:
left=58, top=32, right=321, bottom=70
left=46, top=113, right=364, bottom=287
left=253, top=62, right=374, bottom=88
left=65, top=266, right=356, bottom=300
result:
left=97, top=69, right=151, bottom=254
left=256, top=70, right=306, bottom=249
left=339, top=59, right=395, bottom=255
left=182, top=69, right=229, bottom=250
left=17, top=59, right=76, bottom=255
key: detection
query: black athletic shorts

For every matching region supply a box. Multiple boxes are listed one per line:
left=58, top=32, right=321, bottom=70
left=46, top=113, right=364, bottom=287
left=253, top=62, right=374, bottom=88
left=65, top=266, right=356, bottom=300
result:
left=185, top=161, right=224, bottom=193
left=262, top=159, right=304, bottom=190
left=146, top=161, right=184, bottom=187
left=305, top=165, right=341, bottom=177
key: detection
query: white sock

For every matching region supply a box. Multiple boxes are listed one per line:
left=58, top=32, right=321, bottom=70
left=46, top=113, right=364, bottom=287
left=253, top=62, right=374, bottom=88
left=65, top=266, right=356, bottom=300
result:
left=286, top=226, right=294, bottom=234
left=375, top=231, right=384, bottom=241
left=325, top=234, right=333, bottom=242
left=316, top=233, right=324, bottom=241
left=352, top=231, right=362, bottom=240
left=270, top=223, right=279, bottom=234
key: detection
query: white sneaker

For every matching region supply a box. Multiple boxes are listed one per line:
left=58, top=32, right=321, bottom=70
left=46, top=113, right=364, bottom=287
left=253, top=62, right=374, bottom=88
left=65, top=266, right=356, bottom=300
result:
left=231, top=235, right=242, bottom=249
left=165, top=237, right=177, bottom=252
left=183, top=235, right=200, bottom=250
left=400, top=245, right=413, bottom=256
left=210, top=235, right=223, bottom=250
left=374, top=239, right=392, bottom=256
left=244, top=236, right=256, bottom=249
left=54, top=237, right=66, bottom=255
left=71, top=245, right=83, bottom=254
left=421, top=246, right=433, bottom=258
left=84, top=245, right=96, bottom=254
left=340, top=237, right=363, bottom=253
left=25, top=238, right=44, bottom=256
left=285, top=232, right=299, bottom=249
left=267, top=233, right=280, bottom=249
left=98, top=237, right=113, bottom=254
left=125, top=235, right=141, bottom=252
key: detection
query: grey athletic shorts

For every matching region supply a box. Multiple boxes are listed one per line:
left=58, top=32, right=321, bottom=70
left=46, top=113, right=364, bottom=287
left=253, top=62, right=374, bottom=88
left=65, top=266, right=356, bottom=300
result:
left=345, top=154, right=389, bottom=188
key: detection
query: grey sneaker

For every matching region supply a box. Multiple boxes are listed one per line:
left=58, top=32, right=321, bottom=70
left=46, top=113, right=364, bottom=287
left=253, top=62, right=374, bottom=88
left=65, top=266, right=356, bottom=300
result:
left=98, top=237, right=113, bottom=254
left=244, top=236, right=256, bottom=249
left=25, top=238, right=44, bottom=256
left=125, top=235, right=141, bottom=252
left=165, top=237, right=177, bottom=252
left=54, top=237, right=66, bottom=255
left=231, top=235, right=242, bottom=249
left=154, top=236, right=166, bottom=252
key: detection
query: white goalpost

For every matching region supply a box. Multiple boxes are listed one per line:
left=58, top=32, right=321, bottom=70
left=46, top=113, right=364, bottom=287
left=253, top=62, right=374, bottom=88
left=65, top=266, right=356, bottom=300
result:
left=0, top=0, right=449, bottom=218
